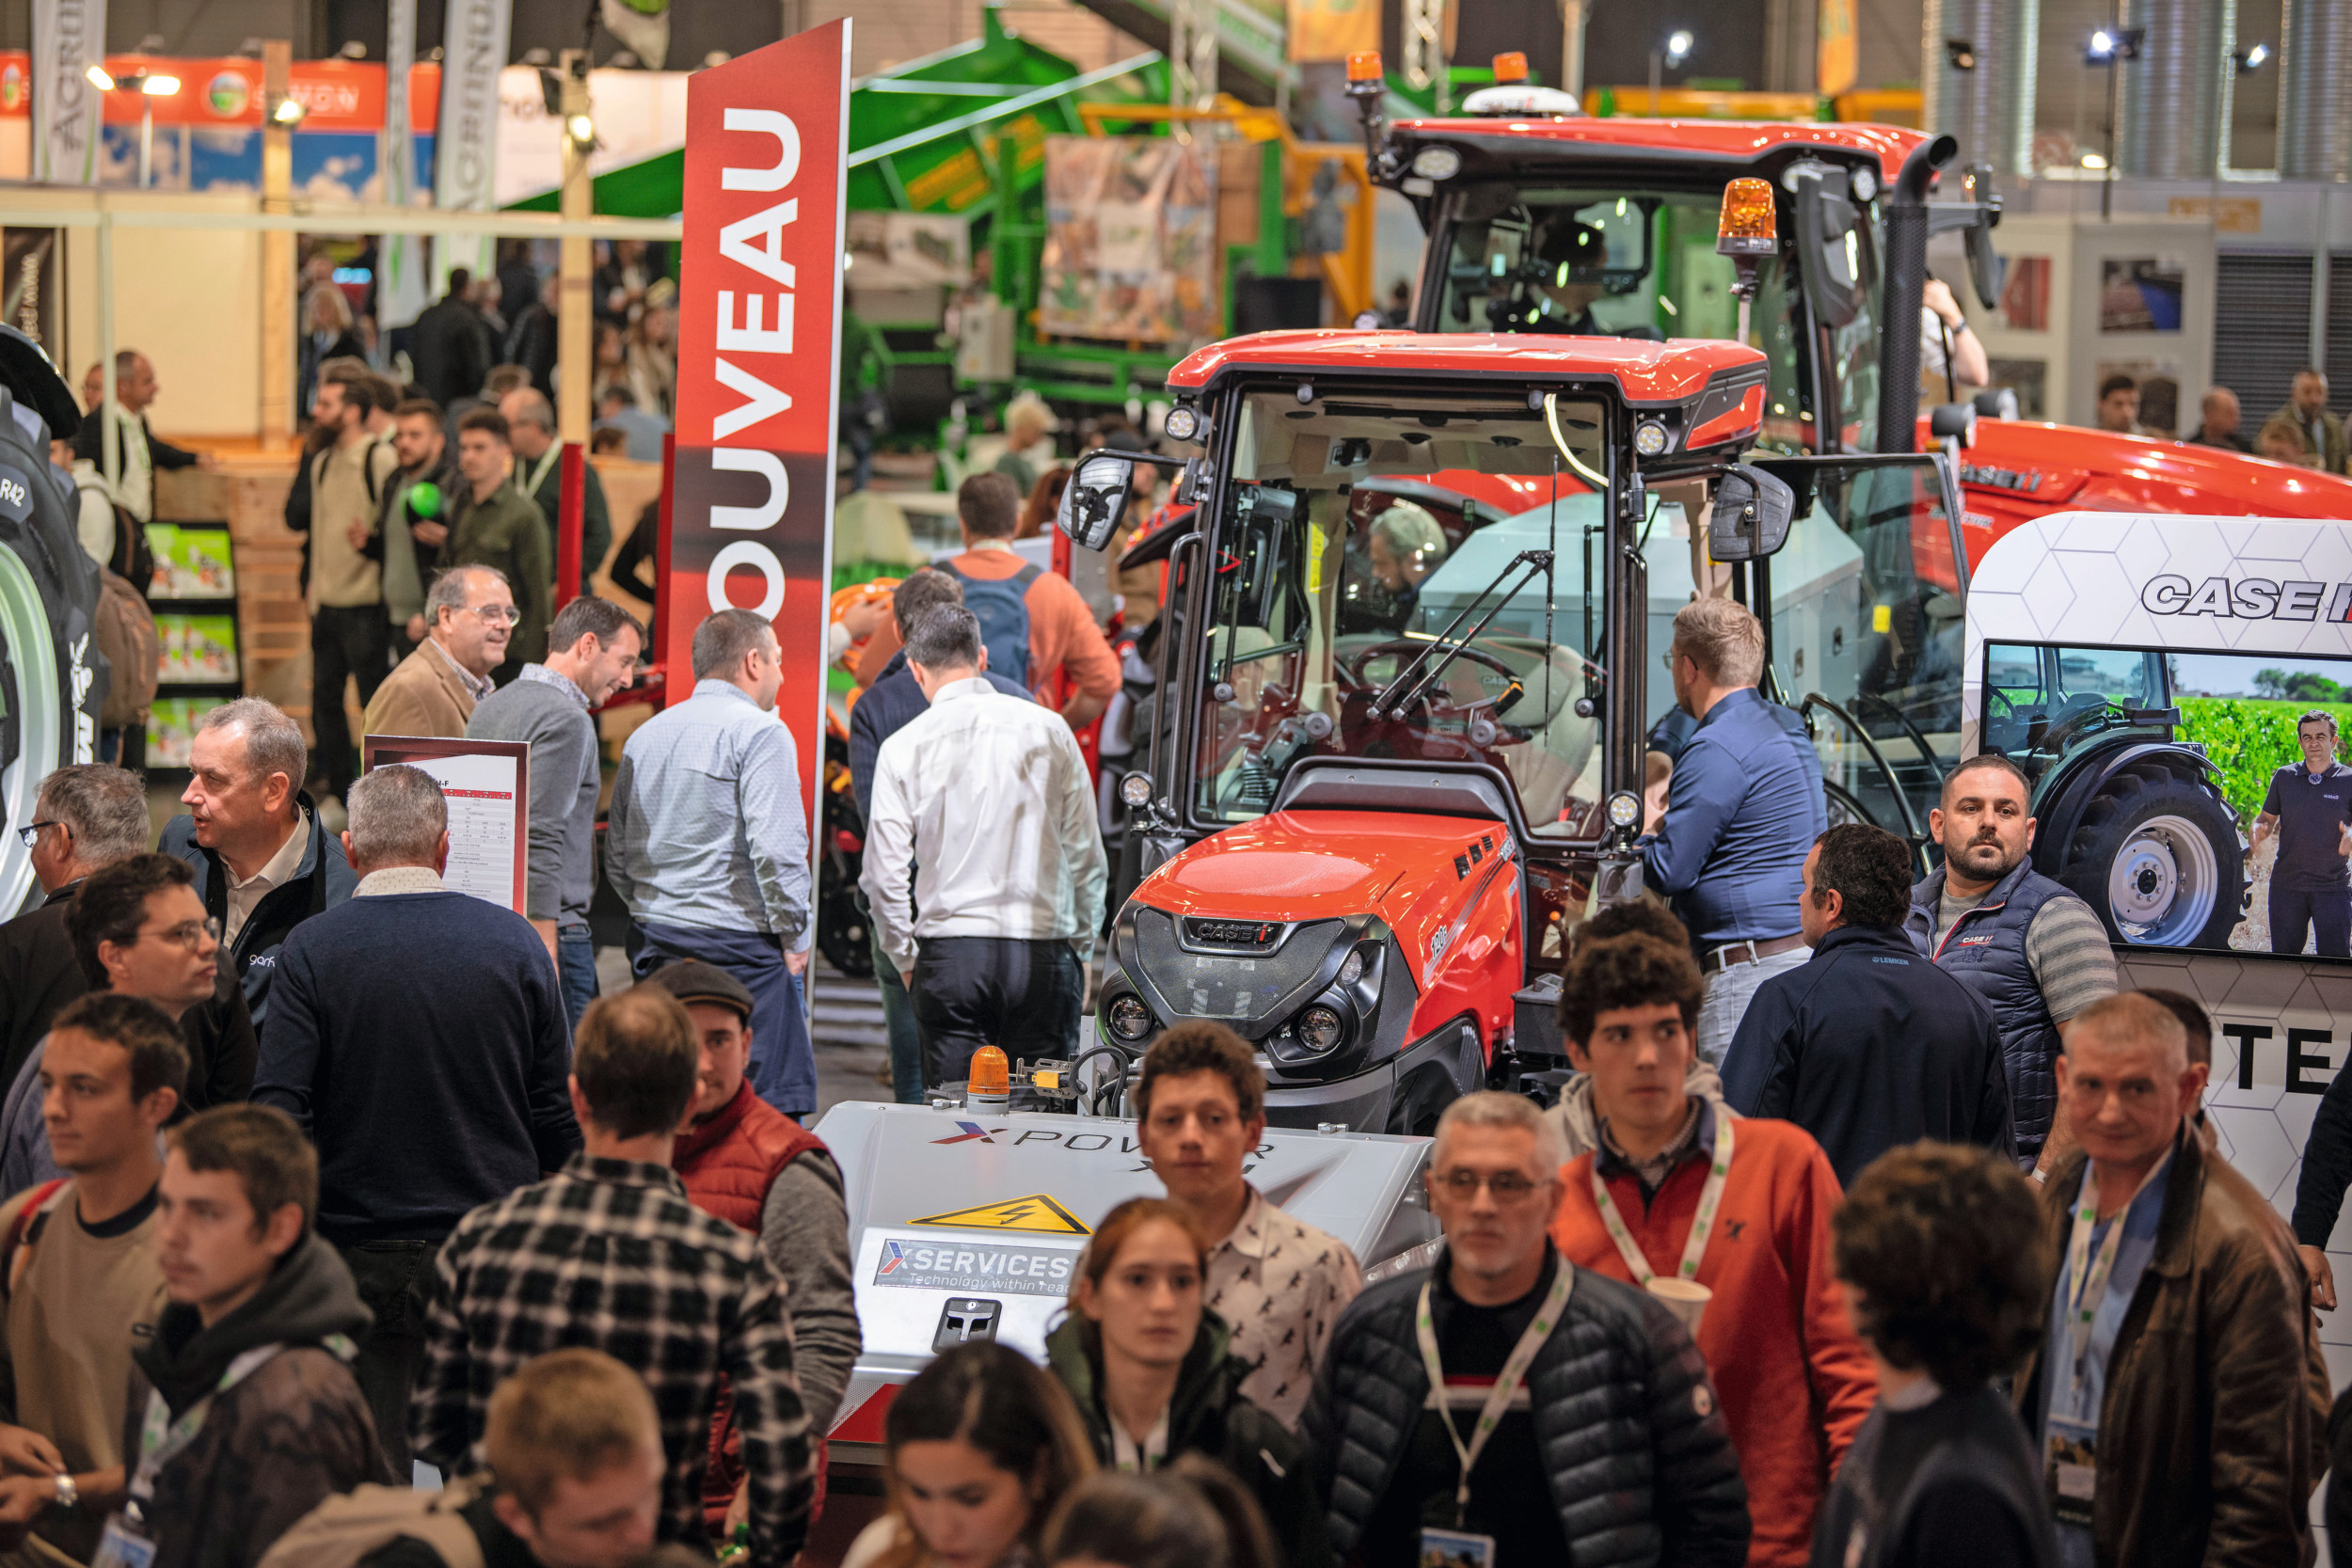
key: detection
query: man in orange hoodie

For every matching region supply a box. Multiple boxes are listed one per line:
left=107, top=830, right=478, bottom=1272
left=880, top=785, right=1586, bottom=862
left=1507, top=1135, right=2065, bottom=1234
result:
left=1549, top=931, right=1876, bottom=1568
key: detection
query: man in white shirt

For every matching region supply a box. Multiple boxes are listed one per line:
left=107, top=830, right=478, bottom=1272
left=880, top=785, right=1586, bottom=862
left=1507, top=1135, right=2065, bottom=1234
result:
left=861, top=605, right=1105, bottom=1093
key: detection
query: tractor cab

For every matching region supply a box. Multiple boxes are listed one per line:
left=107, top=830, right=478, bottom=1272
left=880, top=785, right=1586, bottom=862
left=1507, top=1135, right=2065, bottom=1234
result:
left=1057, top=328, right=1973, bottom=1133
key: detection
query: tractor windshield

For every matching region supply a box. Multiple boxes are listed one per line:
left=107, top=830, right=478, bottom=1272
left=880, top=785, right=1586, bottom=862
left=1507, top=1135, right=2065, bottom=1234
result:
left=1430, top=186, right=1883, bottom=452
left=1195, top=388, right=1611, bottom=838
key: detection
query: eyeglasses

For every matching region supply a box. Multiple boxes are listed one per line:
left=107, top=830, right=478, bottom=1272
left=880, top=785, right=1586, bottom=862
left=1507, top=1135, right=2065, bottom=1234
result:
left=14, top=820, right=59, bottom=849
left=467, top=604, right=523, bottom=626
left=1433, top=1168, right=1550, bottom=1201
left=135, top=917, right=222, bottom=953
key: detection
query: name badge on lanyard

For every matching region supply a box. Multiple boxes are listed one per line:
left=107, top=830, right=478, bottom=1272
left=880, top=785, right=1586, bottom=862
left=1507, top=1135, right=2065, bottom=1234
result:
left=1589, top=1102, right=1735, bottom=1287
left=2042, top=1149, right=2169, bottom=1528
left=92, top=1341, right=291, bottom=1568
left=1413, top=1260, right=1575, bottom=1566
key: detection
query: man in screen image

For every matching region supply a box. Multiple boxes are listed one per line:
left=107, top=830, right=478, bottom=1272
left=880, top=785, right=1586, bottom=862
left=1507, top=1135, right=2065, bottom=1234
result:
left=2251, top=709, right=2352, bottom=957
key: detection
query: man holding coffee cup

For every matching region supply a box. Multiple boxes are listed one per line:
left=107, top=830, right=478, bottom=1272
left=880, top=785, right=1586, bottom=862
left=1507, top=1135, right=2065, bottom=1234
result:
left=1549, top=932, right=1877, bottom=1568
left=1303, top=1090, right=1751, bottom=1568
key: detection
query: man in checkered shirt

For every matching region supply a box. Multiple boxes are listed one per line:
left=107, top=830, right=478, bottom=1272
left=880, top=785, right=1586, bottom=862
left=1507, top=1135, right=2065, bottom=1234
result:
left=410, top=984, right=814, bottom=1558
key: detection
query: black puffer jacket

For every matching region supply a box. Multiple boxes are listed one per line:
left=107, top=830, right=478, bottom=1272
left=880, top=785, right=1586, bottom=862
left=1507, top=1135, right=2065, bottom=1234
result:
left=1299, top=1251, right=1749, bottom=1568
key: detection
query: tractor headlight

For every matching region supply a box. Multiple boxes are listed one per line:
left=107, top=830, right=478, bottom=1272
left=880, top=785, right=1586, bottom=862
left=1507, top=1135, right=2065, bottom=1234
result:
left=1162, top=404, right=1201, bottom=442
left=1120, top=771, right=1154, bottom=808
left=1108, top=995, right=1155, bottom=1042
left=1296, top=1005, right=1345, bottom=1054
left=1633, top=419, right=1671, bottom=457
left=1606, top=790, right=1644, bottom=831
left=1409, top=146, right=1463, bottom=182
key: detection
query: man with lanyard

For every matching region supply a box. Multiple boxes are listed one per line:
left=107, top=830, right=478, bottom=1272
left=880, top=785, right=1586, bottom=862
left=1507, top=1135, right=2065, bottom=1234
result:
left=1303, top=1091, right=1749, bottom=1568
left=499, top=388, right=611, bottom=601
left=1547, top=931, right=1874, bottom=1568
left=2251, top=709, right=2352, bottom=957
left=101, top=1103, right=384, bottom=1568
left=2012, top=993, right=2318, bottom=1568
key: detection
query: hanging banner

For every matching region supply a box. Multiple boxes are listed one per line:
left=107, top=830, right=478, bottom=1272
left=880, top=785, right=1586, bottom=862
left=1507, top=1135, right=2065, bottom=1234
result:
left=30, top=0, right=103, bottom=184
left=667, top=19, right=850, bottom=842
left=1286, top=0, right=1378, bottom=63
left=378, top=0, right=429, bottom=329
left=433, top=0, right=512, bottom=289
left=1816, top=0, right=1856, bottom=98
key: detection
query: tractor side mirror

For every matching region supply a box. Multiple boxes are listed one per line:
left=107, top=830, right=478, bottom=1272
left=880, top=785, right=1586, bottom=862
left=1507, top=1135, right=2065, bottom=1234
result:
left=1791, top=166, right=1865, bottom=331
left=1058, top=453, right=1136, bottom=552
left=1965, top=219, right=2006, bottom=313
left=1708, top=466, right=1798, bottom=562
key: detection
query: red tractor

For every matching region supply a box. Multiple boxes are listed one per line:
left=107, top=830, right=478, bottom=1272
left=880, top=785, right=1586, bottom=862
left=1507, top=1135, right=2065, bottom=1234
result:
left=1056, top=322, right=1963, bottom=1132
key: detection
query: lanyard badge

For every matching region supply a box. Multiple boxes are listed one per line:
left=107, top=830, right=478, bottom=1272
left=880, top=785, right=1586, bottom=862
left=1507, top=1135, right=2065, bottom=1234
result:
left=1590, top=1101, right=1735, bottom=1286
left=1413, top=1261, right=1576, bottom=1531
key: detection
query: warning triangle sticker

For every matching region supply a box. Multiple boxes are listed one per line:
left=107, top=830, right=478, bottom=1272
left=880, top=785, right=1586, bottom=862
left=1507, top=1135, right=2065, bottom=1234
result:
left=909, top=1193, right=1092, bottom=1235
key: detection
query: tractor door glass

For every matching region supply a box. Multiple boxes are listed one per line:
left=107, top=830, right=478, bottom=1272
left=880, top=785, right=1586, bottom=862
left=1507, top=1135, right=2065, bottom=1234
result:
left=1982, top=643, right=2168, bottom=769
left=1195, top=389, right=1610, bottom=838
left=1434, top=187, right=1811, bottom=450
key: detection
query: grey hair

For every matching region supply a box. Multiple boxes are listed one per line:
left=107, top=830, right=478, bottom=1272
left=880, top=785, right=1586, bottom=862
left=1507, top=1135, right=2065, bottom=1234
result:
left=1370, top=500, right=1445, bottom=562
left=904, top=604, right=983, bottom=672
left=1434, top=1090, right=1567, bottom=1175
left=503, top=388, right=556, bottom=433
left=345, top=765, right=448, bottom=866
left=426, top=564, right=509, bottom=626
left=198, top=699, right=307, bottom=805
left=691, top=608, right=775, bottom=679
left=35, top=765, right=150, bottom=867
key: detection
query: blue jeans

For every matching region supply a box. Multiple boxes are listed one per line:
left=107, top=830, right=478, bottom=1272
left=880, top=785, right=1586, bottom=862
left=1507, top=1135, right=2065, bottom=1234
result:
left=628, top=920, right=817, bottom=1117
left=556, top=924, right=598, bottom=1037
left=873, top=926, right=925, bottom=1104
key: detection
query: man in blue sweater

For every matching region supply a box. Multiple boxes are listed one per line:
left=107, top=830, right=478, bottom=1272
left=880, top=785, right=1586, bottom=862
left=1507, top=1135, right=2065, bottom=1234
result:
left=252, top=763, right=580, bottom=1475
left=846, top=568, right=1032, bottom=1104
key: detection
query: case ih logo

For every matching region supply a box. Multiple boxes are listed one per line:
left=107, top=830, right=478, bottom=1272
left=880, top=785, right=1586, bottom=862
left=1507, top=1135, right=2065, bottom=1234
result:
left=1186, top=917, right=1280, bottom=950
left=2140, top=576, right=2352, bottom=623
left=931, top=1121, right=998, bottom=1145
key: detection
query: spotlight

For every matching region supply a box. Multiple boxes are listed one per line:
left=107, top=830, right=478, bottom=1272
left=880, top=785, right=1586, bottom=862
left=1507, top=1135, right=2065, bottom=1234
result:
left=1665, top=28, right=1694, bottom=67
left=2233, top=42, right=2272, bottom=73
left=2085, top=26, right=2143, bottom=64
left=1945, top=39, right=1977, bottom=71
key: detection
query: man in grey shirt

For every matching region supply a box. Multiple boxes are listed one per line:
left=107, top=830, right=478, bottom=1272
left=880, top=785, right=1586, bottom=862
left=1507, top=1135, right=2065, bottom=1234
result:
left=467, top=596, right=644, bottom=1030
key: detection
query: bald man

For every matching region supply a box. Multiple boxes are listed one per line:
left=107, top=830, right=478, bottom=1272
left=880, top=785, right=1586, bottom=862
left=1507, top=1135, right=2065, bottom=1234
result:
left=2185, top=387, right=2252, bottom=453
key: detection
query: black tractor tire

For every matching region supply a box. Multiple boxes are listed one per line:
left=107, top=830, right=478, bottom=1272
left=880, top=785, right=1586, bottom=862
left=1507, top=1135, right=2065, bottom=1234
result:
left=2057, top=766, right=2245, bottom=949
left=0, top=390, right=103, bottom=917
left=816, top=856, right=874, bottom=978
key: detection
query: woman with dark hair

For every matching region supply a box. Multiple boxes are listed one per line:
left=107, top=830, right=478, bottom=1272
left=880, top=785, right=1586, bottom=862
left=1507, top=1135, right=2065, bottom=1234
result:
left=1042, top=1455, right=1283, bottom=1568
left=1809, top=1143, right=2058, bottom=1568
left=842, top=1340, right=1097, bottom=1568
left=1044, top=1198, right=1325, bottom=1568
left=1017, top=466, right=1070, bottom=540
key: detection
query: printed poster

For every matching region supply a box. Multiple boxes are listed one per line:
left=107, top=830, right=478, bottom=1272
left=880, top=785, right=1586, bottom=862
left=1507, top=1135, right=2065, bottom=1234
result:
left=359, top=736, right=529, bottom=914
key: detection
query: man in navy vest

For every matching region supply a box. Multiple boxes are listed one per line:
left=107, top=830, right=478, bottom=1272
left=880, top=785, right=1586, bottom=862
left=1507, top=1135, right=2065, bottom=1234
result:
left=1905, top=753, right=2118, bottom=1176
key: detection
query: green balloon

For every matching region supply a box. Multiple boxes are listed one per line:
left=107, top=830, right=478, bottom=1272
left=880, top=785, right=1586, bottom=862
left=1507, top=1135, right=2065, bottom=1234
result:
left=407, top=481, right=441, bottom=520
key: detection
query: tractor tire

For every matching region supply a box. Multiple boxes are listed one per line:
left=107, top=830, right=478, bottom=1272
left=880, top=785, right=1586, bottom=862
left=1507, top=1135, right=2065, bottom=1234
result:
left=0, top=396, right=102, bottom=918
left=2057, top=766, right=2245, bottom=949
left=816, top=855, right=875, bottom=978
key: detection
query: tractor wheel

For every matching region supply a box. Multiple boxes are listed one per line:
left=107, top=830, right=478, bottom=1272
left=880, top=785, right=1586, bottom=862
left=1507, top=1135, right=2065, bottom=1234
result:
left=2058, top=768, right=2245, bottom=949
left=815, top=857, right=875, bottom=978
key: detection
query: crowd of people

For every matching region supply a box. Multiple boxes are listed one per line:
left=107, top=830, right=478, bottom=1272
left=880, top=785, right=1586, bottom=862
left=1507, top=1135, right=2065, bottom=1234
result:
left=2100, top=362, right=2352, bottom=471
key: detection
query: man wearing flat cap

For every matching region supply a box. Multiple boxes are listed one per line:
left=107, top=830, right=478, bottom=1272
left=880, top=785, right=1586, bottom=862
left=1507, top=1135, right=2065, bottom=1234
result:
left=651, top=959, right=862, bottom=1536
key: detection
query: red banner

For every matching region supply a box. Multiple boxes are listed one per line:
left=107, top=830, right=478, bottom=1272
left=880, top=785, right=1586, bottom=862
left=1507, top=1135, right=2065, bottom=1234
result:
left=0, top=54, right=408, bottom=131
left=667, top=21, right=850, bottom=837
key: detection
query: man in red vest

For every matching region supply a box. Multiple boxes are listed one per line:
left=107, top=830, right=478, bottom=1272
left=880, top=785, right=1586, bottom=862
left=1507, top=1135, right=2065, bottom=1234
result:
left=652, top=960, right=861, bottom=1538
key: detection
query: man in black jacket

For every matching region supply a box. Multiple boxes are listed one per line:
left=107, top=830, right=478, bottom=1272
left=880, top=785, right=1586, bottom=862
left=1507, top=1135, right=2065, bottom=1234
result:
left=0, top=763, right=151, bottom=1087
left=846, top=568, right=1032, bottom=1104
left=1722, top=823, right=2014, bottom=1186
left=1301, top=1090, right=1749, bottom=1568
left=158, top=698, right=358, bottom=1035
left=407, top=270, right=495, bottom=413
left=70, top=349, right=206, bottom=529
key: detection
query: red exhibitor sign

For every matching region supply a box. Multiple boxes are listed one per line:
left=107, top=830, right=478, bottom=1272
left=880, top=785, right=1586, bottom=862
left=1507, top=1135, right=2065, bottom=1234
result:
left=668, top=20, right=850, bottom=835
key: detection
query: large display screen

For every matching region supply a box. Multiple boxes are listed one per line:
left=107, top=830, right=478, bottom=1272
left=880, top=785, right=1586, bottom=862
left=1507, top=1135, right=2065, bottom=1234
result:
left=1982, top=642, right=2352, bottom=958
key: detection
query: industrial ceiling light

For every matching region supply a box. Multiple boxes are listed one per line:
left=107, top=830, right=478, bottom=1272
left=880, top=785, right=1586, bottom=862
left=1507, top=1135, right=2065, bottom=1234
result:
left=2233, top=41, right=2272, bottom=73
left=564, top=112, right=596, bottom=147
left=2085, top=26, right=2143, bottom=64
left=138, top=73, right=180, bottom=96
left=1945, top=38, right=1978, bottom=71
left=270, top=94, right=308, bottom=127
left=1665, top=28, right=1694, bottom=67
left=84, top=64, right=112, bottom=90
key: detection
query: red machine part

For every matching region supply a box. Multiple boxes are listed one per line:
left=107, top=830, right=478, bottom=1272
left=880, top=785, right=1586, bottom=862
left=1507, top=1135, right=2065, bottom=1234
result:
left=1167, top=330, right=1769, bottom=408
left=1134, top=808, right=1522, bottom=1057
left=1391, top=115, right=1928, bottom=182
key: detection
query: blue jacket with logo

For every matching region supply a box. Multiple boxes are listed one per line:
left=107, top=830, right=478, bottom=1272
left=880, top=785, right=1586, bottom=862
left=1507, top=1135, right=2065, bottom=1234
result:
left=1723, top=924, right=2012, bottom=1186
left=1903, top=858, right=2074, bottom=1161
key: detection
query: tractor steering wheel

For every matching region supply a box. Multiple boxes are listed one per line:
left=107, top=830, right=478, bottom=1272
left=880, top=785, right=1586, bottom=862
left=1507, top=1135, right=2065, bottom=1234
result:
left=1340, top=640, right=1531, bottom=716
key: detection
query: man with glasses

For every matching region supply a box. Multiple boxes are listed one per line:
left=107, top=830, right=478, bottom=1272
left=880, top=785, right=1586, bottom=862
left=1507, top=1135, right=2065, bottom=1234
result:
left=1549, top=931, right=1874, bottom=1568
left=469, top=595, right=644, bottom=1031
left=1, top=854, right=257, bottom=1189
left=609, top=610, right=818, bottom=1119
left=364, top=564, right=516, bottom=741
left=253, top=763, right=580, bottom=1474
left=2252, top=709, right=2352, bottom=957
left=0, top=764, right=151, bottom=1089
left=1304, top=1089, right=1750, bottom=1568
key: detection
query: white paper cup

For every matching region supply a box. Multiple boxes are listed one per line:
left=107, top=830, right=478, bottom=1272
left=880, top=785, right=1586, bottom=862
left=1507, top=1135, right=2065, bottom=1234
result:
left=1645, top=1275, right=1712, bottom=1336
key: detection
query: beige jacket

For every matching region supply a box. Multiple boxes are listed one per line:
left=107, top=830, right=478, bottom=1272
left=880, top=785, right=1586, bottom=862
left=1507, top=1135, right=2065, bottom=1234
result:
left=362, top=641, right=483, bottom=740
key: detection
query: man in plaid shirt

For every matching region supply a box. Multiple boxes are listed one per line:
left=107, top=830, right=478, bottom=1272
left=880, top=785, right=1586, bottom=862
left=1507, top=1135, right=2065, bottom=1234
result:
left=410, top=984, right=815, bottom=1558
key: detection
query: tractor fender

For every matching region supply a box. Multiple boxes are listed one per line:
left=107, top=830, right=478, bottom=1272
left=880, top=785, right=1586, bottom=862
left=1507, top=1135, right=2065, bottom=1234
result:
left=2028, top=740, right=2232, bottom=881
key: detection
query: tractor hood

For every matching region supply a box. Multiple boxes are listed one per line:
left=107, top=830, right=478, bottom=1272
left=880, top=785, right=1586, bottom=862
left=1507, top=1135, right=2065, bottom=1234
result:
left=1131, top=808, right=1516, bottom=1001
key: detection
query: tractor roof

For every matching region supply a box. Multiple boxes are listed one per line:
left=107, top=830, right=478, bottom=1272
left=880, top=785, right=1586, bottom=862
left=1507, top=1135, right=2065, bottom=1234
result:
left=1167, top=330, right=1770, bottom=410
left=1390, top=116, right=1929, bottom=181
